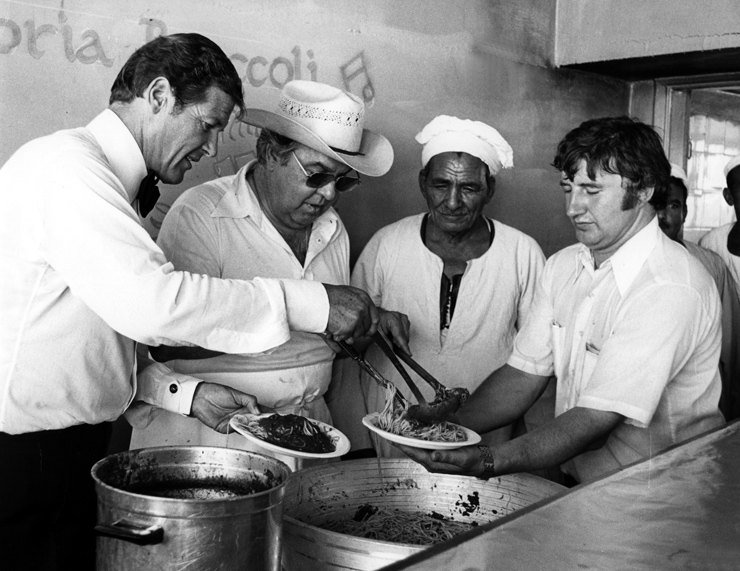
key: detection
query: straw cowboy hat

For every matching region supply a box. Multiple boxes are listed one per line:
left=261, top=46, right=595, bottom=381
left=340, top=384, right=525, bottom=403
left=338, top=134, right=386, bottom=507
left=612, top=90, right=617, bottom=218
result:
left=241, top=80, right=394, bottom=177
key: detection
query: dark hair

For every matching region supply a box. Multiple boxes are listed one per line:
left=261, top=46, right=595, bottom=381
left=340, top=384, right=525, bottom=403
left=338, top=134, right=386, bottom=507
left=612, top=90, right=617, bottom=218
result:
left=552, top=116, right=670, bottom=211
left=420, top=152, right=496, bottom=192
left=669, top=176, right=688, bottom=202
left=255, top=129, right=300, bottom=166
left=109, top=33, right=244, bottom=116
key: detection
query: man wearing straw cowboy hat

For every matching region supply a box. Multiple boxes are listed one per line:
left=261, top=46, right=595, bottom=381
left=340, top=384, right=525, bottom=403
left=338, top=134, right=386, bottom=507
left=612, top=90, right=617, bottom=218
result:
left=131, top=80, right=410, bottom=469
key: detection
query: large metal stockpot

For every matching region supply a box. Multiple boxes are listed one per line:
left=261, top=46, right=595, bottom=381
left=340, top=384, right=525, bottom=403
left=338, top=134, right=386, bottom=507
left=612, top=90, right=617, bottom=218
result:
left=282, top=458, right=566, bottom=571
left=92, top=446, right=291, bottom=571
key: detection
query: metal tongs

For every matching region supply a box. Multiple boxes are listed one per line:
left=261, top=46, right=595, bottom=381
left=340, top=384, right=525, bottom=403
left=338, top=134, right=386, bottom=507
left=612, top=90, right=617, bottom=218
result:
left=335, top=338, right=406, bottom=407
left=338, top=333, right=469, bottom=423
left=371, top=332, right=470, bottom=423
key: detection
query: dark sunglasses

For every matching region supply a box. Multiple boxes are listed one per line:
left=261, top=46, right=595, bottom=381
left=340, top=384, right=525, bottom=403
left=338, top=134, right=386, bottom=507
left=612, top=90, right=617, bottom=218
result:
left=291, top=152, right=362, bottom=193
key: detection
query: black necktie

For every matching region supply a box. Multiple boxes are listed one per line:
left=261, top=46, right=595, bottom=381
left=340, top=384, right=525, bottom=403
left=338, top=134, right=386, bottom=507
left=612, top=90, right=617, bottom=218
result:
left=137, top=172, right=160, bottom=217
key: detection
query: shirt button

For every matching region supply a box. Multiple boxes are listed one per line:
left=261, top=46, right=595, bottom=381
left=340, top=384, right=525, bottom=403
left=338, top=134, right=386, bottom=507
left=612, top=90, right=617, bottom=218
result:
left=169, top=384, right=178, bottom=394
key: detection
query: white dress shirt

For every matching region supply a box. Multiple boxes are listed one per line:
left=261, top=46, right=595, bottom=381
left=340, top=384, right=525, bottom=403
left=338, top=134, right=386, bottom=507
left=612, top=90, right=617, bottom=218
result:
left=509, top=218, right=725, bottom=482
left=0, top=110, right=329, bottom=434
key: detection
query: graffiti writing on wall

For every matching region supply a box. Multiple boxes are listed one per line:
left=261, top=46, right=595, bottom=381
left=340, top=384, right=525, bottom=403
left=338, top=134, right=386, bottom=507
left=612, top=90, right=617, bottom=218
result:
left=0, top=12, right=319, bottom=89
left=1, top=9, right=378, bottom=238
left=231, top=45, right=317, bottom=89
left=0, top=11, right=118, bottom=64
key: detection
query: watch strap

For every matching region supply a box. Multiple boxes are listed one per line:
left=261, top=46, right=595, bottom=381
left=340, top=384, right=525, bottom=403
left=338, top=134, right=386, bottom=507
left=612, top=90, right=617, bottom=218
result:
left=477, top=445, right=495, bottom=479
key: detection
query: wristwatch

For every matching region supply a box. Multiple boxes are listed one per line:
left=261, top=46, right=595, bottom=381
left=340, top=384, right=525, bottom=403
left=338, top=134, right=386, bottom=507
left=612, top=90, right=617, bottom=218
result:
left=477, top=445, right=495, bottom=479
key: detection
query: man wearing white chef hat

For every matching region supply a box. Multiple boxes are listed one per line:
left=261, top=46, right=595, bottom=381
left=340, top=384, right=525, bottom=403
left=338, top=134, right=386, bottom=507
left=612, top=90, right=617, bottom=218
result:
left=400, top=116, right=725, bottom=485
left=343, top=114, right=550, bottom=460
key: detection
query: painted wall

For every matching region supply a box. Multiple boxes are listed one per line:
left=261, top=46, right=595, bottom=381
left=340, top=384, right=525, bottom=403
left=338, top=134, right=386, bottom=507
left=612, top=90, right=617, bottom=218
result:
left=0, top=0, right=629, bottom=259
left=557, top=0, right=740, bottom=65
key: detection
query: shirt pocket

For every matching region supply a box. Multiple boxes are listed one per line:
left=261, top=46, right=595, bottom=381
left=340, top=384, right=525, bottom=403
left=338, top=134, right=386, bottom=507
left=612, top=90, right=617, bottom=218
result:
left=581, top=342, right=600, bottom=386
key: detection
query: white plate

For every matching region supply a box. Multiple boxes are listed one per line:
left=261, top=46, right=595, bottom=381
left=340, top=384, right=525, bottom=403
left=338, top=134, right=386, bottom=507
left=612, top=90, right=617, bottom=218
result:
left=229, top=413, right=351, bottom=459
left=362, top=413, right=481, bottom=450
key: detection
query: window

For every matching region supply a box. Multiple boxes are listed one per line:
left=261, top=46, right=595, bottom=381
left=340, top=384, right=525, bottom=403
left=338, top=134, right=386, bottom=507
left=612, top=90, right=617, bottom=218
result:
left=684, top=89, right=740, bottom=242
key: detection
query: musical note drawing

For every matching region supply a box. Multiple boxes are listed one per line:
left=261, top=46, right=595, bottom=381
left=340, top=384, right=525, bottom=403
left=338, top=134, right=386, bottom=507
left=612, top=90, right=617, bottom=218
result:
left=339, top=51, right=375, bottom=103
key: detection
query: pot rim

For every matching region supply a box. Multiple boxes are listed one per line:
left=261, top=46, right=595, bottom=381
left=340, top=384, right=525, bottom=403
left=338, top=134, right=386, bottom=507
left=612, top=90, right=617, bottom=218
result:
left=92, top=445, right=291, bottom=505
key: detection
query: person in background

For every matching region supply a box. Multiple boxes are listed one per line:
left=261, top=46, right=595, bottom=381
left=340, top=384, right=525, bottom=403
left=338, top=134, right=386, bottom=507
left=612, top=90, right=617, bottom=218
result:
left=657, top=163, right=740, bottom=420
left=699, top=155, right=740, bottom=301
left=399, top=116, right=725, bottom=486
left=337, top=115, right=549, bottom=460
left=0, top=34, right=378, bottom=571
left=130, top=80, right=409, bottom=470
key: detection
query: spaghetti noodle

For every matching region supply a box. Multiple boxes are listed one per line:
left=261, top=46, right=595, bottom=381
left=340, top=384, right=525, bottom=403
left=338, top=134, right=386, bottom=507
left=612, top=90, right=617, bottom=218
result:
left=319, top=504, right=477, bottom=545
left=375, top=385, right=467, bottom=443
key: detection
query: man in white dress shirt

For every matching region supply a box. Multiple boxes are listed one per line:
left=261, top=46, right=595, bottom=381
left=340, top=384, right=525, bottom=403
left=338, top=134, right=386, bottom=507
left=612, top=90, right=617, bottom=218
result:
left=401, top=116, right=725, bottom=485
left=0, top=34, right=378, bottom=570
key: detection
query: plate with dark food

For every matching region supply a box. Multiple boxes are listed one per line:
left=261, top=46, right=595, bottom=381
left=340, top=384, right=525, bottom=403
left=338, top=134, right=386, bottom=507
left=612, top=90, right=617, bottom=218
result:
left=230, top=413, right=351, bottom=459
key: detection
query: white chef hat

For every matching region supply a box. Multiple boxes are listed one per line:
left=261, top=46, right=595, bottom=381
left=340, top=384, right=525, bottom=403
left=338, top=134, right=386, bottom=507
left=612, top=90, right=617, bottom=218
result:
left=724, top=154, right=740, bottom=179
left=670, top=163, right=689, bottom=187
left=415, top=115, right=513, bottom=176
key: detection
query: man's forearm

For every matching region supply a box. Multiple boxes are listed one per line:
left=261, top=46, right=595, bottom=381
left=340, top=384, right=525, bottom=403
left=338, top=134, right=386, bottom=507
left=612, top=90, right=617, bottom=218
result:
left=490, top=406, right=624, bottom=476
left=457, top=364, right=549, bottom=433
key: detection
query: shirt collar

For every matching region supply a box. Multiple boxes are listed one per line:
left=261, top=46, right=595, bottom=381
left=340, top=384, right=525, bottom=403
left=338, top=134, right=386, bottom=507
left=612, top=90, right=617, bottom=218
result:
left=574, top=216, right=661, bottom=295
left=211, top=160, right=342, bottom=240
left=86, top=110, right=147, bottom=204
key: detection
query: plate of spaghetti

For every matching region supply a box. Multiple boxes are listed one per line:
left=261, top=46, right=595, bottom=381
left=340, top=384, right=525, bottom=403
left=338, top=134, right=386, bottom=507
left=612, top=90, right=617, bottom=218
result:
left=362, top=385, right=480, bottom=450
left=230, top=413, right=351, bottom=459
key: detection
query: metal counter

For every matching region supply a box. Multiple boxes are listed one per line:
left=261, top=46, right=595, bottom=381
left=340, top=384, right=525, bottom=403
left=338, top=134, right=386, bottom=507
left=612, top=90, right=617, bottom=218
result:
left=383, top=420, right=740, bottom=571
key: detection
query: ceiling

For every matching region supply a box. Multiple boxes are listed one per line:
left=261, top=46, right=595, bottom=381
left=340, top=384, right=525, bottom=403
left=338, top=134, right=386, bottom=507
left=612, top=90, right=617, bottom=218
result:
left=561, top=47, right=740, bottom=82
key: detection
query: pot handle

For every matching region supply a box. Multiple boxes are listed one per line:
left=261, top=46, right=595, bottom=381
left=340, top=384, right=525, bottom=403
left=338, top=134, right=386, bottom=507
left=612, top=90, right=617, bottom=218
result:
left=95, top=520, right=164, bottom=545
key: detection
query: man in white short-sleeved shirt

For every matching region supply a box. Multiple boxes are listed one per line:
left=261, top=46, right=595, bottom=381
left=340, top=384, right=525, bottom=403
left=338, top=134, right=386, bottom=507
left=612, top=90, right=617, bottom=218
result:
left=400, top=116, right=725, bottom=485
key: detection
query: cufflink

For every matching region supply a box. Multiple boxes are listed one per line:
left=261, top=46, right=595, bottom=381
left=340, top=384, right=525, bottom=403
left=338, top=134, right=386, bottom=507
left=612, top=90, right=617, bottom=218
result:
left=169, top=384, right=178, bottom=394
